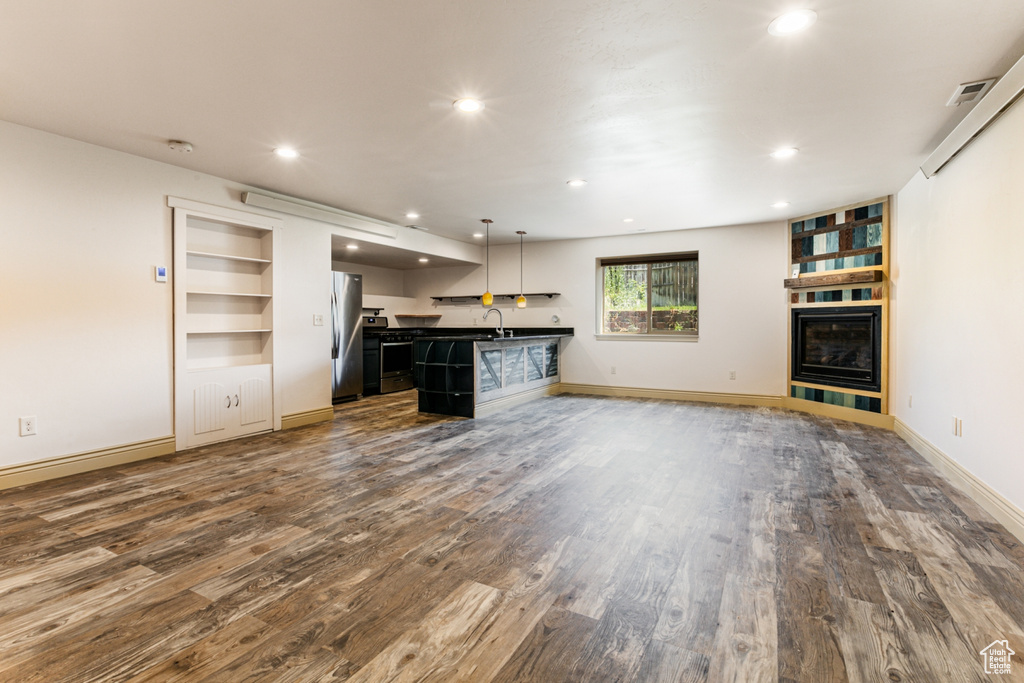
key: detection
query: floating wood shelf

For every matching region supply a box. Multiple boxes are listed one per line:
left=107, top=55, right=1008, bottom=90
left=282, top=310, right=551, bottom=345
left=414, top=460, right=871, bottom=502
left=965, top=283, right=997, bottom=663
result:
left=784, top=270, right=883, bottom=289
left=394, top=314, right=442, bottom=319
left=430, top=293, right=560, bottom=303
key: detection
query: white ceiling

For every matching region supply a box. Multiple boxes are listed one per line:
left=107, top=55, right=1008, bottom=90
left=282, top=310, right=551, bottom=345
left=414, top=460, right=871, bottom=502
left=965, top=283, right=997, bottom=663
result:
left=3, top=1, right=1023, bottom=245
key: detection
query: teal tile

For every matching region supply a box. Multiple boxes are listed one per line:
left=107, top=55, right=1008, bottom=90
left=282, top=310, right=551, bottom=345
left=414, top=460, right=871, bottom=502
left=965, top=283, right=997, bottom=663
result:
left=844, top=256, right=856, bottom=269
left=868, top=202, right=882, bottom=218
left=867, top=222, right=882, bottom=247
left=853, top=225, right=867, bottom=249
left=792, top=221, right=803, bottom=234
left=844, top=392, right=856, bottom=408
left=842, top=289, right=852, bottom=302
left=825, top=231, right=839, bottom=253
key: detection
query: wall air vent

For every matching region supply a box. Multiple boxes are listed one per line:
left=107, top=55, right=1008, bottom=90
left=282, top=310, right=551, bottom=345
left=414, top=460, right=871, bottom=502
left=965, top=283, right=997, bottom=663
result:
left=406, top=225, right=430, bottom=231
left=946, top=78, right=997, bottom=107
left=922, top=54, right=1024, bottom=178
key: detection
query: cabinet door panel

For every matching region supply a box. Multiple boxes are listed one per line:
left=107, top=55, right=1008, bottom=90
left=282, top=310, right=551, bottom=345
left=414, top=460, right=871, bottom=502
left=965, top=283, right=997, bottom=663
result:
left=193, top=382, right=229, bottom=435
left=239, top=376, right=272, bottom=428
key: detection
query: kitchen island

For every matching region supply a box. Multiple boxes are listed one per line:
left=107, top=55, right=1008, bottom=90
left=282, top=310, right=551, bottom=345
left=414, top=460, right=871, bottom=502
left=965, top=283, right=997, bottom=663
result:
left=413, top=328, right=573, bottom=417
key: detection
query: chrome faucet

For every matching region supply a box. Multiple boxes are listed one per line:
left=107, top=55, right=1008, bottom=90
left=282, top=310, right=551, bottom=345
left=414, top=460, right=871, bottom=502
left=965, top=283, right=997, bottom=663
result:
left=483, top=308, right=504, bottom=337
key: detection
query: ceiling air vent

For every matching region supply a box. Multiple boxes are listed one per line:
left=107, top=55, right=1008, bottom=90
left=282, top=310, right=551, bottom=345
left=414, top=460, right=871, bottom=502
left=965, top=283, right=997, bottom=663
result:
left=946, top=78, right=997, bottom=106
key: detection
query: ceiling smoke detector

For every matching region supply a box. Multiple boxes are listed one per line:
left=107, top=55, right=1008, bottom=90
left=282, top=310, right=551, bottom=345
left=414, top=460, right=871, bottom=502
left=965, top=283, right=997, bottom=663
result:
left=947, top=78, right=997, bottom=107
left=168, top=140, right=193, bottom=152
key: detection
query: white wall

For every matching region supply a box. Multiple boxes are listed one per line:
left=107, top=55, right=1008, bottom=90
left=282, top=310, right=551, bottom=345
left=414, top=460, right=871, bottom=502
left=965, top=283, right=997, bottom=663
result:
left=405, top=222, right=789, bottom=397
left=0, top=120, right=473, bottom=470
left=892, top=98, right=1024, bottom=512
left=331, top=260, right=406, bottom=297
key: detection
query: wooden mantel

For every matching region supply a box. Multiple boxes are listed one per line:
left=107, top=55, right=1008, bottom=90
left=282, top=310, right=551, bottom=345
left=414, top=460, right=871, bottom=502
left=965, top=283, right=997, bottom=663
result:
left=784, top=269, right=884, bottom=289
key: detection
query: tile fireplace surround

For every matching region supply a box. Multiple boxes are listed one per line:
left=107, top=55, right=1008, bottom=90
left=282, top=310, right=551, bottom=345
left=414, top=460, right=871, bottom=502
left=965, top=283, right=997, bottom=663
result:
left=786, top=197, right=890, bottom=424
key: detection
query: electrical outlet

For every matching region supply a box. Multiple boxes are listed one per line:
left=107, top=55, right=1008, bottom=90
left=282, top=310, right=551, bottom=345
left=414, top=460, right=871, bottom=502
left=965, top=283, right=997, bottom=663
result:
left=610, top=366, right=617, bottom=375
left=19, top=416, right=37, bottom=437
left=313, top=314, right=324, bottom=326
left=729, top=370, right=736, bottom=380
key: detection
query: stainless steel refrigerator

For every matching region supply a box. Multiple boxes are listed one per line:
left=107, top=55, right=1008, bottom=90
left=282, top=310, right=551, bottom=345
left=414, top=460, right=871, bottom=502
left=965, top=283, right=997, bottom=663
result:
left=331, top=272, right=363, bottom=402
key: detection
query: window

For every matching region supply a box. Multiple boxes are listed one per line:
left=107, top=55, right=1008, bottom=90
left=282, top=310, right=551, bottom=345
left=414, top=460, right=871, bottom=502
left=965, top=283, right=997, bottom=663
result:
left=600, top=253, right=698, bottom=335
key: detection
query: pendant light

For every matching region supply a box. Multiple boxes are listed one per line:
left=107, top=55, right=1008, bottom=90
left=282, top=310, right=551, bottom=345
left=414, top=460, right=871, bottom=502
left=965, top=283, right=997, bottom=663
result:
left=515, top=230, right=527, bottom=308
left=481, top=219, right=493, bottom=306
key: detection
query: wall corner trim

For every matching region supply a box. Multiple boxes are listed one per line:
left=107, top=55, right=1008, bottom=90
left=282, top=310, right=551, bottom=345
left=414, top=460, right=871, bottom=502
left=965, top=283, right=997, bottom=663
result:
left=894, top=418, right=1024, bottom=544
left=0, top=437, right=175, bottom=491
left=558, top=383, right=784, bottom=408
left=281, top=407, right=335, bottom=430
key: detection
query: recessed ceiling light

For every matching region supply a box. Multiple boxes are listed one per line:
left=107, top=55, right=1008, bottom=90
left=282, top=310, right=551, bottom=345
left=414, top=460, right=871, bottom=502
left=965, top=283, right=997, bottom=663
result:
left=567, top=179, right=588, bottom=187
left=768, top=9, right=817, bottom=36
left=406, top=212, right=420, bottom=219
left=623, top=218, right=634, bottom=223
left=770, top=147, right=799, bottom=159
left=346, top=244, right=358, bottom=250
left=772, top=201, right=791, bottom=209
left=274, top=147, right=299, bottom=158
left=453, top=98, right=484, bottom=113
left=418, top=258, right=429, bottom=263
left=472, top=232, right=484, bottom=238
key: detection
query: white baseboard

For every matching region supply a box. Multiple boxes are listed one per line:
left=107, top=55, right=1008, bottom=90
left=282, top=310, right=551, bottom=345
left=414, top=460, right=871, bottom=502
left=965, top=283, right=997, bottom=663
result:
left=895, top=418, right=1024, bottom=544
left=558, top=383, right=784, bottom=408
left=0, top=436, right=176, bottom=491
left=281, top=406, right=335, bottom=430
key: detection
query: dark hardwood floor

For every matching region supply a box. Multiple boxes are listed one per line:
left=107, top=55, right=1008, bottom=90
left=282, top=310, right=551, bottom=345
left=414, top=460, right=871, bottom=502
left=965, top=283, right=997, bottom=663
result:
left=1, top=392, right=1022, bottom=681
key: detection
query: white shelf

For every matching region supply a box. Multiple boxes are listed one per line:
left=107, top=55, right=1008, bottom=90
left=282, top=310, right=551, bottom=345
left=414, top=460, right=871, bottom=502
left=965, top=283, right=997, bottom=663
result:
left=187, top=329, right=272, bottom=335
left=186, top=290, right=272, bottom=299
left=187, top=249, right=272, bottom=264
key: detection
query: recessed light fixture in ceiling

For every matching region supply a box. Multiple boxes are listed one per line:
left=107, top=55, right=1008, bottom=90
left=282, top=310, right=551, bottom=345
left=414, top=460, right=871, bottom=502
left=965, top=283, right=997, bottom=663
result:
left=419, top=258, right=429, bottom=263
left=472, top=232, right=484, bottom=238
left=567, top=179, right=588, bottom=187
left=406, top=212, right=420, bottom=219
left=623, top=218, right=634, bottom=223
left=767, top=9, right=817, bottom=36
left=274, top=147, right=299, bottom=159
left=772, top=201, right=791, bottom=209
left=346, top=244, right=358, bottom=250
left=453, top=98, right=484, bottom=113
left=770, top=147, right=799, bottom=159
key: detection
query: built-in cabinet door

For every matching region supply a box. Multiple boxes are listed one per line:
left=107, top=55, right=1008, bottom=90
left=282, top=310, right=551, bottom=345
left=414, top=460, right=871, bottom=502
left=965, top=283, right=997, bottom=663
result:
left=238, top=374, right=272, bottom=429
left=192, top=381, right=230, bottom=437
left=185, top=365, right=272, bottom=447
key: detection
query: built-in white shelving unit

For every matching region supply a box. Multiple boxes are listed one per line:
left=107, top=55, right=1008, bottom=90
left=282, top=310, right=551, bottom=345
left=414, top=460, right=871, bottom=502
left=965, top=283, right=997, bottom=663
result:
left=170, top=197, right=282, bottom=449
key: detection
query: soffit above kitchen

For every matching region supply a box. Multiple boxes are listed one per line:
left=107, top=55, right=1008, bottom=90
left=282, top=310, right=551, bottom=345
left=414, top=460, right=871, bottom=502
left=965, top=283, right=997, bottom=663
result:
left=2, top=1, right=1023, bottom=244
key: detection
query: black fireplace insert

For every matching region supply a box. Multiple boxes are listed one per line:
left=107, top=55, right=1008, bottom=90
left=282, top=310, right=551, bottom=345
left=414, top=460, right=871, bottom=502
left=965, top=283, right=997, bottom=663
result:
left=791, top=306, right=881, bottom=392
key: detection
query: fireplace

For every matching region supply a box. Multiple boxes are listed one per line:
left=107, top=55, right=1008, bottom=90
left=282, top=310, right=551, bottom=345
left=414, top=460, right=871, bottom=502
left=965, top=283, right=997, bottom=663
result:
left=791, top=306, right=881, bottom=392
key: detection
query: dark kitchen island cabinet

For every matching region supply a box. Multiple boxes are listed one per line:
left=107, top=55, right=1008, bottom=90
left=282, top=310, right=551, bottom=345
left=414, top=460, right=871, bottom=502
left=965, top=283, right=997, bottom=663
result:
left=414, top=331, right=572, bottom=418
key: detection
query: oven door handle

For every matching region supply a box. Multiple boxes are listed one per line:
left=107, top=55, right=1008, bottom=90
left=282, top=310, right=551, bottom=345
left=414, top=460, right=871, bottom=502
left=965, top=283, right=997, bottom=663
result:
left=381, top=341, right=413, bottom=347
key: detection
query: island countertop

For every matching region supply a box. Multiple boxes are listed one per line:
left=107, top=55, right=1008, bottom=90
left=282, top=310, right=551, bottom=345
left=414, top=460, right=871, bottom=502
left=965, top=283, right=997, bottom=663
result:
left=416, top=328, right=573, bottom=342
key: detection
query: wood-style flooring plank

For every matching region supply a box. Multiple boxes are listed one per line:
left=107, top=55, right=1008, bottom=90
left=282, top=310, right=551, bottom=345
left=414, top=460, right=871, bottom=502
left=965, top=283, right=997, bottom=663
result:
left=0, top=391, right=1022, bottom=682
